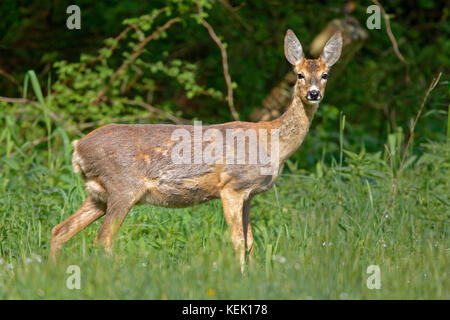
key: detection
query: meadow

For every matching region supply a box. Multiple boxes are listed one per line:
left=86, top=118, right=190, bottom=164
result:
left=0, top=0, right=448, bottom=300
left=0, top=107, right=448, bottom=299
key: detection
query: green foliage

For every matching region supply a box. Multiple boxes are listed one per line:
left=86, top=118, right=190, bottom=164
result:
left=0, top=0, right=448, bottom=299
left=29, top=0, right=233, bottom=127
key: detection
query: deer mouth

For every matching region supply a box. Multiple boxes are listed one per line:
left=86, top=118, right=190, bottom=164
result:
left=305, top=96, right=322, bottom=104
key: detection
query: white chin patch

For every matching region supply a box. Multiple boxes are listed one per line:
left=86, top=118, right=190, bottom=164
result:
left=306, top=99, right=321, bottom=104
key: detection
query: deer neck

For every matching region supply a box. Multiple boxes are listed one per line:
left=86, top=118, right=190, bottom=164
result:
left=273, top=85, right=318, bottom=163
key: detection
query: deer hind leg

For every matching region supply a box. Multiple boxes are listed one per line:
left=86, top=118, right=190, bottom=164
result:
left=243, top=197, right=254, bottom=265
left=220, top=188, right=250, bottom=273
left=50, top=195, right=106, bottom=262
left=93, top=194, right=137, bottom=254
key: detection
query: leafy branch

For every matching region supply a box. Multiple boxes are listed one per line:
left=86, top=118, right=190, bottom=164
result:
left=92, top=16, right=181, bottom=104
left=197, top=4, right=239, bottom=120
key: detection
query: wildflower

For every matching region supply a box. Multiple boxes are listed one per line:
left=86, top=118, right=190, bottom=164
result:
left=212, top=261, right=218, bottom=271
left=279, top=257, right=286, bottom=264
left=141, top=262, right=147, bottom=267
left=5, top=263, right=13, bottom=271
left=207, top=288, right=215, bottom=297
left=0, top=258, right=4, bottom=265
left=161, top=293, right=167, bottom=300
left=26, top=258, right=32, bottom=263
left=33, top=254, right=42, bottom=263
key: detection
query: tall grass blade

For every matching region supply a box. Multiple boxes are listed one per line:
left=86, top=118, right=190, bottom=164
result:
left=24, top=70, right=53, bottom=167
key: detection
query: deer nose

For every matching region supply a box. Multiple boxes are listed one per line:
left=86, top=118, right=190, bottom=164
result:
left=307, top=90, right=321, bottom=101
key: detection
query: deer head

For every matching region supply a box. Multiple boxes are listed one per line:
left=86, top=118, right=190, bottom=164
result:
left=284, top=29, right=343, bottom=105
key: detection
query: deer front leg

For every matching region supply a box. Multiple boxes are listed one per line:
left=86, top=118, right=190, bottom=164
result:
left=220, top=188, right=249, bottom=273
left=243, top=197, right=254, bottom=265
left=50, top=196, right=106, bottom=262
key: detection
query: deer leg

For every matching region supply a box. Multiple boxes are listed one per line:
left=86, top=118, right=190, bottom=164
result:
left=243, top=197, right=254, bottom=265
left=94, top=196, right=135, bottom=254
left=50, top=195, right=106, bottom=262
left=220, top=188, right=248, bottom=273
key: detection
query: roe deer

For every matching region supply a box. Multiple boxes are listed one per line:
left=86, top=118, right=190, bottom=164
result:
left=50, top=30, right=342, bottom=272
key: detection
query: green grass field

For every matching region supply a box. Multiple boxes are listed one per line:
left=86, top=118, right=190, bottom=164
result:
left=0, top=112, right=448, bottom=299
left=0, top=0, right=448, bottom=300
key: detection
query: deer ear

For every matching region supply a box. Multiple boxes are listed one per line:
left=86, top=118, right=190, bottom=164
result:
left=321, top=32, right=343, bottom=67
left=284, top=29, right=304, bottom=65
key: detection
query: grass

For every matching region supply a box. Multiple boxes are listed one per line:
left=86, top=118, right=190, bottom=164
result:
left=0, top=73, right=448, bottom=298
left=0, top=115, right=448, bottom=298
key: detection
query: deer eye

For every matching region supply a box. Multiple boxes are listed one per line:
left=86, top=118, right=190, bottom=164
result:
left=321, top=73, right=328, bottom=80
left=298, top=73, right=305, bottom=80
